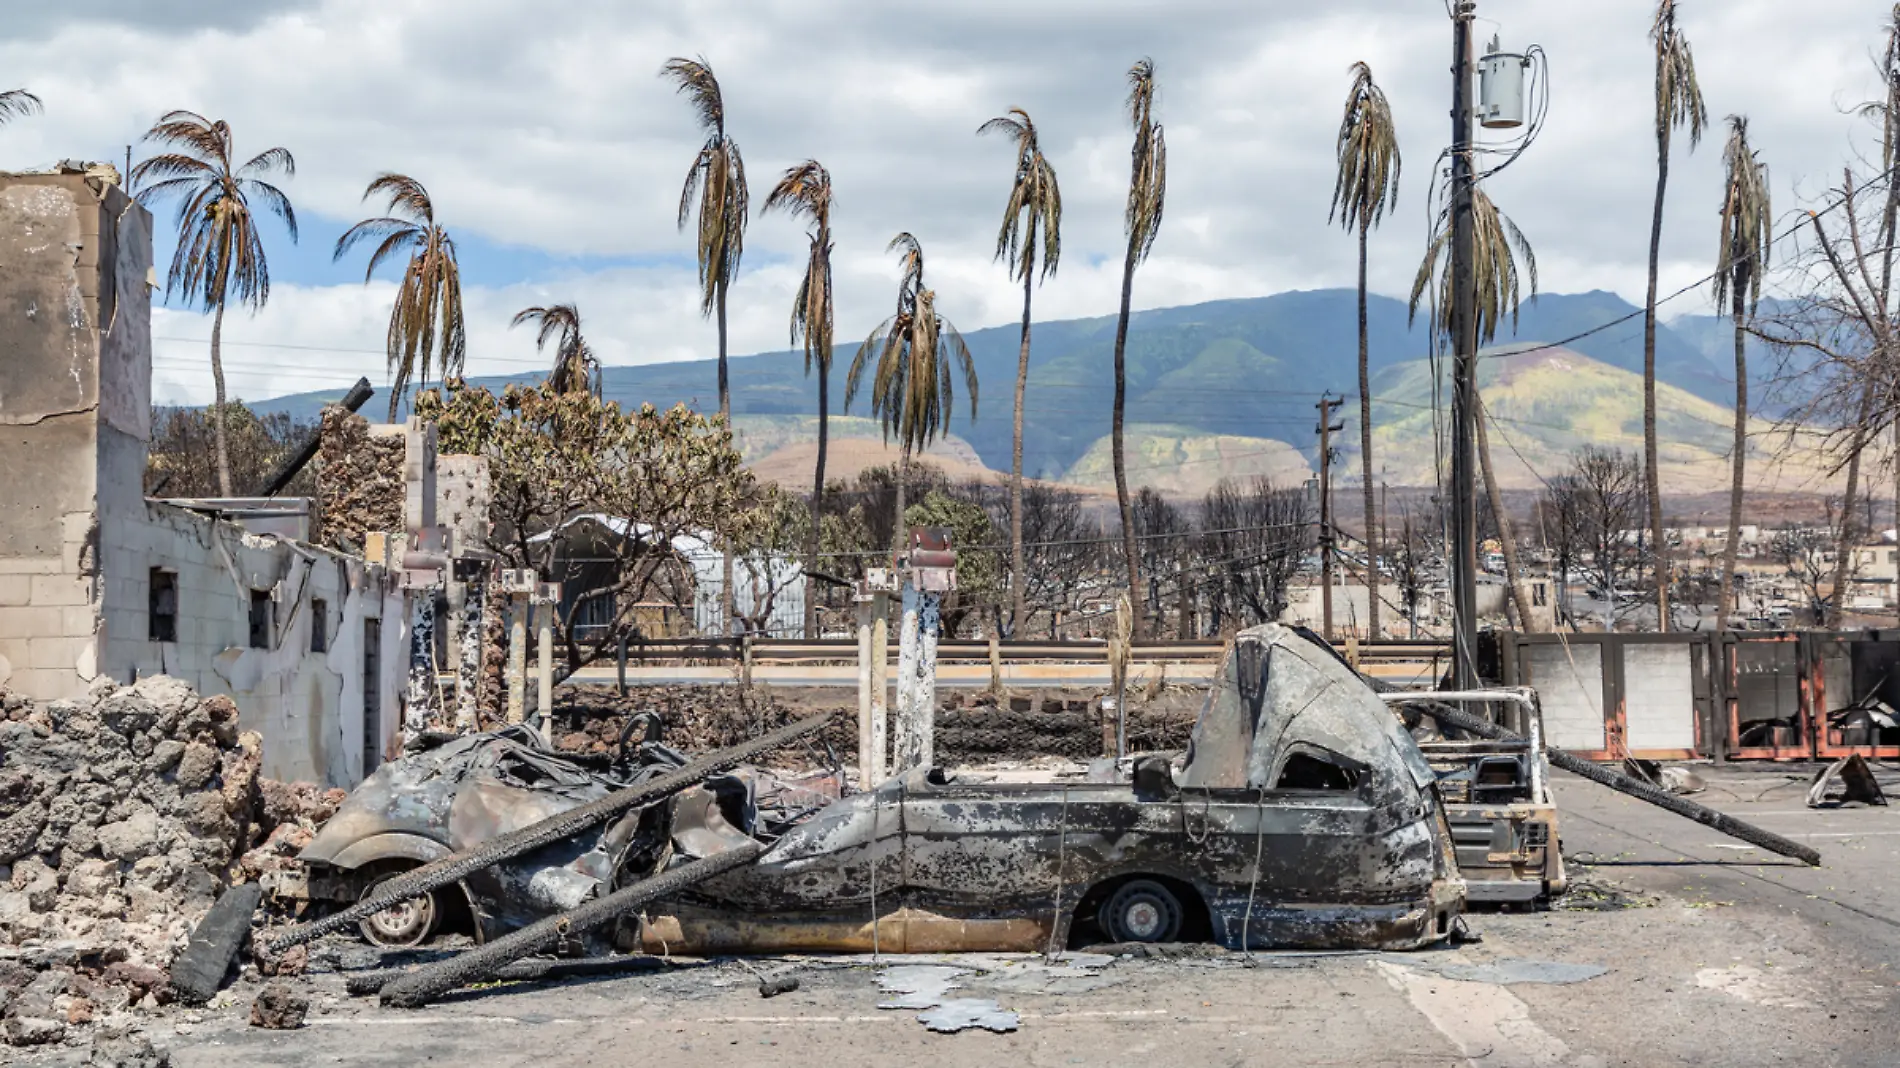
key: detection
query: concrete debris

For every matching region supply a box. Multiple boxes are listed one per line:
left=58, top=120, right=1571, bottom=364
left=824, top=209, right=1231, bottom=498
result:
left=247, top=982, right=308, bottom=1030
left=88, top=1033, right=172, bottom=1067
left=876, top=965, right=1018, bottom=1033
left=169, top=883, right=263, bottom=1006
left=0, top=676, right=298, bottom=1045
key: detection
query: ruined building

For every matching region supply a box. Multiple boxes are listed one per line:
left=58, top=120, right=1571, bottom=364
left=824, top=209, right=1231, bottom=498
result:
left=0, top=167, right=412, bottom=786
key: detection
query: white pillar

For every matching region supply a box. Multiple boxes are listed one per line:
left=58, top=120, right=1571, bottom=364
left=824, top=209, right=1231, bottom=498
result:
left=536, top=591, right=554, bottom=746
left=506, top=592, right=527, bottom=725
left=856, top=596, right=874, bottom=789
left=895, top=584, right=920, bottom=771
left=870, top=594, right=889, bottom=782
left=916, top=591, right=940, bottom=768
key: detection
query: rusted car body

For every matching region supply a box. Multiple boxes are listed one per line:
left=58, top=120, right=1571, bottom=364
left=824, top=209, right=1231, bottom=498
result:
left=293, top=623, right=1466, bottom=952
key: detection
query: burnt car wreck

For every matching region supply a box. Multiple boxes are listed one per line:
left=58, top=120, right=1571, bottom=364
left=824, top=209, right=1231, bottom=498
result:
left=270, top=624, right=1468, bottom=999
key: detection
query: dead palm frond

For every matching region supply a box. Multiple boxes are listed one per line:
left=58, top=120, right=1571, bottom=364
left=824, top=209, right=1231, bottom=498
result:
left=1332, top=59, right=1401, bottom=642
left=762, top=160, right=833, bottom=377
left=1408, top=186, right=1538, bottom=346
left=845, top=233, right=978, bottom=456
left=763, top=159, right=837, bottom=636
left=133, top=110, right=298, bottom=311
left=334, top=173, right=467, bottom=419
left=1124, top=59, right=1167, bottom=265
left=131, top=111, right=297, bottom=496
left=0, top=89, right=42, bottom=125
left=512, top=303, right=598, bottom=396
left=1330, top=61, right=1401, bottom=232
left=661, top=56, right=748, bottom=424
left=978, top=108, right=1062, bottom=283
left=661, top=56, right=747, bottom=319
left=1652, top=0, right=1708, bottom=153
left=1713, top=116, right=1771, bottom=315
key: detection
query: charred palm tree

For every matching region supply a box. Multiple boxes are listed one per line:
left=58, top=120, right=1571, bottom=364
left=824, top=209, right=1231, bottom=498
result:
left=512, top=304, right=598, bottom=395
left=1642, top=0, right=1708, bottom=632
left=334, top=174, right=466, bottom=420
left=1330, top=60, right=1401, bottom=641
left=1112, top=59, right=1167, bottom=639
left=661, top=56, right=748, bottom=425
left=0, top=89, right=41, bottom=125
left=1712, top=116, right=1770, bottom=630
left=662, top=56, right=748, bottom=633
left=763, top=161, right=836, bottom=638
left=132, top=112, right=297, bottom=496
left=1411, top=187, right=1540, bottom=628
left=845, top=234, right=978, bottom=551
left=979, top=108, right=1061, bottom=636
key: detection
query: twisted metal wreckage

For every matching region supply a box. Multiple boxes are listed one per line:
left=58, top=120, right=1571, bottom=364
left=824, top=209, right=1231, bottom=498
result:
left=266, top=625, right=1471, bottom=1004
left=263, top=623, right=1822, bottom=1009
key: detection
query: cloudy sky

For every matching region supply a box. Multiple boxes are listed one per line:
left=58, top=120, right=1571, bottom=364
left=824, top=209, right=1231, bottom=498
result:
left=1, top=0, right=1892, bottom=406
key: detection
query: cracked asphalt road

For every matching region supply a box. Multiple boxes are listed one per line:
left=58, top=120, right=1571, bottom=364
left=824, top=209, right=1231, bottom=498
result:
left=59, top=766, right=1900, bottom=1068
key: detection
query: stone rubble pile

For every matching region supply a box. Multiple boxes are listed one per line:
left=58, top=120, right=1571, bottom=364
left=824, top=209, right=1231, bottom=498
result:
left=0, top=676, right=275, bottom=1048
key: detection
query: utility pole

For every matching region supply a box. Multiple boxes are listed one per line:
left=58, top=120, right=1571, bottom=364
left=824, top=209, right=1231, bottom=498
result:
left=1316, top=393, right=1345, bottom=639
left=1449, top=0, right=1481, bottom=688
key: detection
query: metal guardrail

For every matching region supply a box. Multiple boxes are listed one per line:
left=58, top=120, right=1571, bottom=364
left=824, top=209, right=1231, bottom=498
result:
left=609, top=637, right=1450, bottom=665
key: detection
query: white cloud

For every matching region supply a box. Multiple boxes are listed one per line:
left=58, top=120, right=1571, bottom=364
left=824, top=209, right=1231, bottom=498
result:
left=9, top=0, right=1899, bottom=404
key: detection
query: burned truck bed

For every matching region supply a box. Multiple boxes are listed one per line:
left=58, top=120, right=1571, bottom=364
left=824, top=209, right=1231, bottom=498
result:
left=287, top=624, right=1466, bottom=956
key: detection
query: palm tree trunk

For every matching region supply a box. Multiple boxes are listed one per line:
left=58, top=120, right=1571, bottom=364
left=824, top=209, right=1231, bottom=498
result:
left=1009, top=269, right=1031, bottom=637
left=210, top=300, right=233, bottom=497
left=894, top=444, right=910, bottom=563
left=1643, top=138, right=1671, bottom=632
left=805, top=362, right=828, bottom=639
left=1717, top=282, right=1747, bottom=630
left=1111, top=244, right=1143, bottom=637
left=717, top=282, right=735, bottom=635
left=1356, top=221, right=1380, bottom=640
left=1475, top=408, right=1534, bottom=629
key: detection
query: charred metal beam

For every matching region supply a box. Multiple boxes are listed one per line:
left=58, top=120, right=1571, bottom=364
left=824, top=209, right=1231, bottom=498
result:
left=344, top=953, right=676, bottom=997
left=380, top=844, right=764, bottom=1008
left=263, top=710, right=835, bottom=953
left=255, top=376, right=373, bottom=498
left=1390, top=689, right=1822, bottom=866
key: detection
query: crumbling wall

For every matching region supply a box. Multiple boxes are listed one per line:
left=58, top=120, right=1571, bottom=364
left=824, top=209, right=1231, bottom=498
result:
left=0, top=677, right=265, bottom=1045
left=314, top=410, right=403, bottom=555
left=94, top=501, right=405, bottom=787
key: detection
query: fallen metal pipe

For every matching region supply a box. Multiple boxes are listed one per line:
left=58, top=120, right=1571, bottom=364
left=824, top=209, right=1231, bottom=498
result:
left=255, top=377, right=373, bottom=497
left=380, top=844, right=765, bottom=1008
left=1385, top=690, right=1822, bottom=867
left=264, top=711, right=834, bottom=953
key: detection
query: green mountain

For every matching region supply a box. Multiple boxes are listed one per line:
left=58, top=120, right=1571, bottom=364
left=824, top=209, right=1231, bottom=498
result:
left=253, top=288, right=1736, bottom=486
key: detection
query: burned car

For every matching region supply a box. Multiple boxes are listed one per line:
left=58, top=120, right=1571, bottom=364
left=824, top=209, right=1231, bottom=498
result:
left=289, top=623, right=1465, bottom=953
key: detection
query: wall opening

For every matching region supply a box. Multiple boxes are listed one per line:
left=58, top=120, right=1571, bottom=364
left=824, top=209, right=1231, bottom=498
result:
left=310, top=598, right=328, bottom=653
left=363, top=617, right=382, bottom=776
left=149, top=569, right=177, bottom=643
left=249, top=590, right=274, bottom=650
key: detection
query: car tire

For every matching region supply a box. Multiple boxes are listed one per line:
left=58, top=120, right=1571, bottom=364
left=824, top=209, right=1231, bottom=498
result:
left=1100, top=879, right=1184, bottom=943
left=356, top=870, right=437, bottom=948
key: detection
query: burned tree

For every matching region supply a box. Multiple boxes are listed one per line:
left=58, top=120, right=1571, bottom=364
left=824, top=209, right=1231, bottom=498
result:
left=413, top=381, right=762, bottom=675
left=1199, top=476, right=1313, bottom=630
left=1566, top=446, right=1646, bottom=629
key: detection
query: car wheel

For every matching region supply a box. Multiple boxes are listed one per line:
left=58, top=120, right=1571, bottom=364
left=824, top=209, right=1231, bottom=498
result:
left=1101, top=879, right=1184, bottom=943
left=356, top=871, right=437, bottom=948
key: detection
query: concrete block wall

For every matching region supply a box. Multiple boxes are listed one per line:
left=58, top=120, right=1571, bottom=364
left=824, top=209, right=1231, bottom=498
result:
left=0, top=167, right=411, bottom=787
